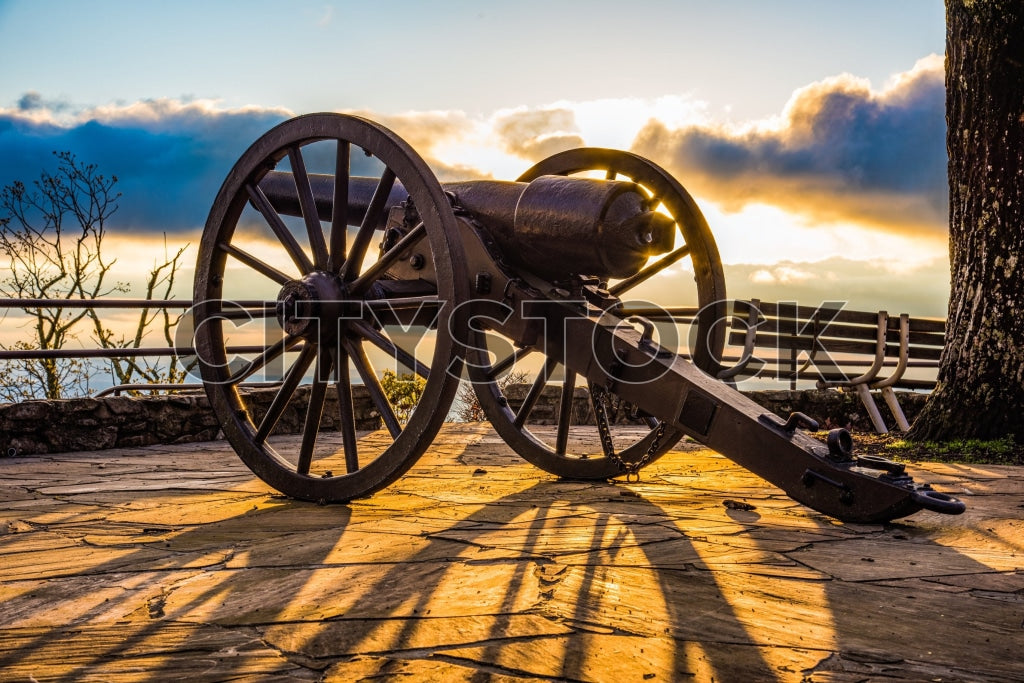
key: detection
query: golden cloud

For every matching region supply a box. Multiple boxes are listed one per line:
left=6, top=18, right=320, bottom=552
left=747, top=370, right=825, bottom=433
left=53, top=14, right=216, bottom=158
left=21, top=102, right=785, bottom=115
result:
left=631, top=56, right=948, bottom=236
left=492, top=107, right=585, bottom=161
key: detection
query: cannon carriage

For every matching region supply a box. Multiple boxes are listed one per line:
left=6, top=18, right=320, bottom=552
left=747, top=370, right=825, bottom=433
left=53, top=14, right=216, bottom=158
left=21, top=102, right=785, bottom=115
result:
left=192, top=113, right=963, bottom=524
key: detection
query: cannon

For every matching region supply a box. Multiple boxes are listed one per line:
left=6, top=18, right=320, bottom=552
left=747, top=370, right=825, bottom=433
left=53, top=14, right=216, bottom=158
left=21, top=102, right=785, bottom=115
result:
left=192, top=113, right=964, bottom=523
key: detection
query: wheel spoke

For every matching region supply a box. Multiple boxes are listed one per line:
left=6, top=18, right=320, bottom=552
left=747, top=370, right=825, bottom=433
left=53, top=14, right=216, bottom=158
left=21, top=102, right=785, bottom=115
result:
left=330, top=345, right=361, bottom=474
left=352, top=320, right=430, bottom=379
left=346, top=338, right=402, bottom=438
left=328, top=140, right=350, bottom=273
left=220, top=242, right=291, bottom=286
left=288, top=146, right=330, bottom=269
left=297, top=348, right=333, bottom=475
left=254, top=344, right=317, bottom=444
left=608, top=244, right=691, bottom=296
left=246, top=182, right=314, bottom=274
left=341, top=168, right=396, bottom=281
left=555, top=369, right=577, bottom=455
left=514, top=356, right=558, bottom=429
left=226, top=333, right=302, bottom=385
left=350, top=222, right=426, bottom=295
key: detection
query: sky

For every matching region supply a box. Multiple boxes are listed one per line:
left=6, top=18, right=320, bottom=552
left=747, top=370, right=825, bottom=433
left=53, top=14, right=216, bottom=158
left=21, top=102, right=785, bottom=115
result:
left=0, top=0, right=950, bottom=317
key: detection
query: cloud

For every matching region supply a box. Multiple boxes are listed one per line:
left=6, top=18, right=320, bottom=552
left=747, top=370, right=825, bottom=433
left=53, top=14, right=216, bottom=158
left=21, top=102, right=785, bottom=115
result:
left=748, top=266, right=819, bottom=285
left=492, top=107, right=585, bottom=161
left=724, top=256, right=950, bottom=317
left=12, top=91, right=74, bottom=116
left=343, top=108, right=492, bottom=181
left=0, top=99, right=494, bottom=233
left=0, top=56, right=949, bottom=241
left=631, top=56, right=948, bottom=235
left=17, top=92, right=43, bottom=111
left=0, top=98, right=292, bottom=232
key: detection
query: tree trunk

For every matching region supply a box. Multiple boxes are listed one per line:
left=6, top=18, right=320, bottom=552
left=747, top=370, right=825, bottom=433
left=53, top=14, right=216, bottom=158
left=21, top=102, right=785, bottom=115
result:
left=909, top=0, right=1024, bottom=442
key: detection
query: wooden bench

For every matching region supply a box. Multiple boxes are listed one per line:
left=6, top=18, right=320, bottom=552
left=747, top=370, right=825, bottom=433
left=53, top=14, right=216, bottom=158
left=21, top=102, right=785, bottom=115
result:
left=716, top=300, right=946, bottom=433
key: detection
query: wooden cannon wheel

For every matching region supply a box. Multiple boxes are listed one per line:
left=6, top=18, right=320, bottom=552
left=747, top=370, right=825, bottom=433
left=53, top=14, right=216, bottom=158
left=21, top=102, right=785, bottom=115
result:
left=468, top=149, right=727, bottom=479
left=193, top=113, right=468, bottom=502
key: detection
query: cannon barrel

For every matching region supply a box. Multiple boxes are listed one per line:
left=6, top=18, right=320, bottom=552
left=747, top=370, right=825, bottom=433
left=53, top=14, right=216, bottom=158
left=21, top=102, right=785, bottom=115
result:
left=258, top=171, right=676, bottom=279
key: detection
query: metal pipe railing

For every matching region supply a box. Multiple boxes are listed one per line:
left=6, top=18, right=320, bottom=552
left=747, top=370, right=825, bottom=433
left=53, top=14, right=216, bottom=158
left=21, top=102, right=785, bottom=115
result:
left=0, top=345, right=273, bottom=361
left=94, top=381, right=284, bottom=398
left=0, top=298, right=270, bottom=309
left=0, top=298, right=285, bottom=396
left=1, top=298, right=941, bottom=393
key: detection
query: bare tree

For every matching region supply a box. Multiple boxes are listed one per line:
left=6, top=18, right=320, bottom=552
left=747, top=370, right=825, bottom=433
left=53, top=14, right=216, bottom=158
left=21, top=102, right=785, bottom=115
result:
left=0, top=152, right=187, bottom=401
left=909, top=1, right=1024, bottom=441
left=88, top=236, right=191, bottom=390
left=454, top=370, right=529, bottom=422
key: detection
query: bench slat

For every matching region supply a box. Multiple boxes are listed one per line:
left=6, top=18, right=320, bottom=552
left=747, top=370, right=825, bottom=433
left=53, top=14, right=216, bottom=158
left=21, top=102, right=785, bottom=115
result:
left=724, top=331, right=946, bottom=362
left=730, top=316, right=945, bottom=349
left=734, top=301, right=882, bottom=326
left=719, top=359, right=938, bottom=389
left=906, top=317, right=946, bottom=333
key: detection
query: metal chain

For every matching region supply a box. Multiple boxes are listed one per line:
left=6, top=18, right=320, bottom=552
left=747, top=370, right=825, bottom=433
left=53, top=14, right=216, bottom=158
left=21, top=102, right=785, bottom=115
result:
left=590, top=382, right=618, bottom=463
left=590, top=383, right=668, bottom=482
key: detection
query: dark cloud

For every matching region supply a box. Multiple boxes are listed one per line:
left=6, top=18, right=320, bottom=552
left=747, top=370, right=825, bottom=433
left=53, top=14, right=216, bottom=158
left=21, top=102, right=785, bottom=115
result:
left=631, top=58, right=948, bottom=235
left=17, top=92, right=43, bottom=110
left=0, top=100, right=495, bottom=233
left=15, top=91, right=74, bottom=112
left=0, top=98, right=291, bottom=232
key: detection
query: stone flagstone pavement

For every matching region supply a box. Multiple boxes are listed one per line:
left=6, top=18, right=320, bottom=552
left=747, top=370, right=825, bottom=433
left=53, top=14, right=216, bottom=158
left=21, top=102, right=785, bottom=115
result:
left=0, top=423, right=1022, bottom=681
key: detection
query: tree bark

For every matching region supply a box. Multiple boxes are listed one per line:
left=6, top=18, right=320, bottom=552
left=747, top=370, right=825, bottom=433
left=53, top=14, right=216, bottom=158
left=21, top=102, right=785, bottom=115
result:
left=909, top=0, right=1024, bottom=441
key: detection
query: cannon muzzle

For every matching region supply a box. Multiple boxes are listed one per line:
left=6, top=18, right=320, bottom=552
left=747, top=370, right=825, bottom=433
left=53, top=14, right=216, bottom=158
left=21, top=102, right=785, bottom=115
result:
left=258, top=171, right=675, bottom=279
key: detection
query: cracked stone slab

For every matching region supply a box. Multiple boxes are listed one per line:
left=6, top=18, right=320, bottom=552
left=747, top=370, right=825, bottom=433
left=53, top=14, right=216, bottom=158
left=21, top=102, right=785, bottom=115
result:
left=0, top=622, right=317, bottom=682
left=260, top=613, right=574, bottom=660
left=161, top=560, right=546, bottom=626
left=786, top=534, right=1022, bottom=581
left=441, top=633, right=828, bottom=682
left=319, top=653, right=528, bottom=682
left=1, top=423, right=1022, bottom=681
left=0, top=570, right=203, bottom=628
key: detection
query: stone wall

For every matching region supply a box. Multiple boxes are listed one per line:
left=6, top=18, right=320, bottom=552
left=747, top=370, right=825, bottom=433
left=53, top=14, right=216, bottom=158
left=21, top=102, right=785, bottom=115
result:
left=1, top=386, right=928, bottom=456
left=503, top=385, right=928, bottom=432
left=742, top=388, right=928, bottom=432
left=1, top=386, right=381, bottom=456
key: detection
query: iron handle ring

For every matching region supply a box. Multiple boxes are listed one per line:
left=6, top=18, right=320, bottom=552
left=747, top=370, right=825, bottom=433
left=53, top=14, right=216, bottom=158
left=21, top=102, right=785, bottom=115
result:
left=910, top=488, right=966, bottom=515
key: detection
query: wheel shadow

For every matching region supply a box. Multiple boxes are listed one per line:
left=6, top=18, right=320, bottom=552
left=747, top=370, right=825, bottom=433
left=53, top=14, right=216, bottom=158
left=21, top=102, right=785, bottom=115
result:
left=0, top=444, right=354, bottom=681
left=0, top=430, right=1021, bottom=681
left=273, top=438, right=1024, bottom=681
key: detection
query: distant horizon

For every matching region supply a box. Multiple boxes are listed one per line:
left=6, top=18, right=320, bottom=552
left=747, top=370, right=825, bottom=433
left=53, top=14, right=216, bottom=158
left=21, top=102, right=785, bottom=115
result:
left=0, top=1, right=953, bottom=395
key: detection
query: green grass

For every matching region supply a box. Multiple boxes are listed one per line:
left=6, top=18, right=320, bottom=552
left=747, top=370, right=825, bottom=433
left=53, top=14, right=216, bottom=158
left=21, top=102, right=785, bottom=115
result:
left=884, top=435, right=1019, bottom=463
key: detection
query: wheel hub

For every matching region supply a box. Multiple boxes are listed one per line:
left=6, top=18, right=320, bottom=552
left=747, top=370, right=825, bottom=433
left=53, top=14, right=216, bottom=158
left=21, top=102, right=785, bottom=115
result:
left=275, top=271, right=354, bottom=340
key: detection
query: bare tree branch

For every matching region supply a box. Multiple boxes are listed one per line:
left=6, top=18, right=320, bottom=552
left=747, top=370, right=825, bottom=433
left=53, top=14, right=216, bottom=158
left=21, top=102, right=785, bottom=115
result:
left=1, top=152, right=187, bottom=401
